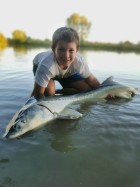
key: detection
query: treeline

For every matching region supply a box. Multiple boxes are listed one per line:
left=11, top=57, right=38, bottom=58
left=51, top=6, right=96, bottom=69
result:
left=1, top=30, right=140, bottom=53
left=0, top=30, right=51, bottom=49
left=1, top=13, right=140, bottom=53
left=8, top=37, right=51, bottom=48
left=80, top=41, right=140, bottom=53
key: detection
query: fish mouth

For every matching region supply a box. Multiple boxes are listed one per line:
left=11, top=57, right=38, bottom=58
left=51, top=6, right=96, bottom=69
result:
left=3, top=126, right=17, bottom=139
left=3, top=122, right=23, bottom=139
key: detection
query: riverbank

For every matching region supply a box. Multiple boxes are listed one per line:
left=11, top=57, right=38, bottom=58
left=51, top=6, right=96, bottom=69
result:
left=7, top=38, right=140, bottom=53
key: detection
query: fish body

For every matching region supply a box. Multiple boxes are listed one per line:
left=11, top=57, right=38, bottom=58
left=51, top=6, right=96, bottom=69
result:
left=3, top=76, right=137, bottom=139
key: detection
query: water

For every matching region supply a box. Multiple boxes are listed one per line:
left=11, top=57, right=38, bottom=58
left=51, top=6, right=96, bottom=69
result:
left=0, top=47, right=140, bottom=187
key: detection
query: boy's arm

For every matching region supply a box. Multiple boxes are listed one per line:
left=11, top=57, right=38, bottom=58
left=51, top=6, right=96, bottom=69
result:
left=85, top=74, right=100, bottom=89
left=31, top=82, right=45, bottom=99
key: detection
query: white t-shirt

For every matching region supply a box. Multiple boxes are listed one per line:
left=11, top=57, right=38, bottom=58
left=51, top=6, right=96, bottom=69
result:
left=33, top=49, right=91, bottom=88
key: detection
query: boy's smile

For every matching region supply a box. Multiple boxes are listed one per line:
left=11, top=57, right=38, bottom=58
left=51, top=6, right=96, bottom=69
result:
left=54, top=41, right=78, bottom=69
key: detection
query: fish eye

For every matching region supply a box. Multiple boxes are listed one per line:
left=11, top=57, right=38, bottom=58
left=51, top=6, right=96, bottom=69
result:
left=21, top=119, right=26, bottom=123
left=13, top=124, right=17, bottom=130
left=13, top=124, right=21, bottom=131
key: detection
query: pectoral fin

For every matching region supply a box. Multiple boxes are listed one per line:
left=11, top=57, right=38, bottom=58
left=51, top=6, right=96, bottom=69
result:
left=55, top=108, right=83, bottom=119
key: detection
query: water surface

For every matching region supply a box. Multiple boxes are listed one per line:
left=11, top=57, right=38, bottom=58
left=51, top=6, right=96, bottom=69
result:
left=0, top=47, right=140, bottom=187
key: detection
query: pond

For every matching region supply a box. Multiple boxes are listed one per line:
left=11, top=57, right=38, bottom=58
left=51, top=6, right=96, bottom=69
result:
left=0, top=47, right=140, bottom=187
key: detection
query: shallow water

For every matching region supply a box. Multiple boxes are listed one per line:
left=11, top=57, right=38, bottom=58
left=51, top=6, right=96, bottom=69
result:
left=0, top=47, right=140, bottom=187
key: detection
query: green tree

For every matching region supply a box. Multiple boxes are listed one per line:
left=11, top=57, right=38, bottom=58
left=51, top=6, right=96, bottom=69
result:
left=12, top=30, right=27, bottom=43
left=66, top=13, right=91, bottom=41
left=0, top=33, right=7, bottom=48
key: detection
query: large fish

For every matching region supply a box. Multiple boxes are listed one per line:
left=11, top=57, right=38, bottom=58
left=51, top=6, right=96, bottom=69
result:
left=3, top=76, right=137, bottom=139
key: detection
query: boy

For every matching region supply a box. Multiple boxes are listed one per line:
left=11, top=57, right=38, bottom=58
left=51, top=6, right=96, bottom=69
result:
left=31, top=27, right=100, bottom=99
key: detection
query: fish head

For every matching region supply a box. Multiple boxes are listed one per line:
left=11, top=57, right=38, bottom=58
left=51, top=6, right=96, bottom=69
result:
left=4, top=104, right=46, bottom=139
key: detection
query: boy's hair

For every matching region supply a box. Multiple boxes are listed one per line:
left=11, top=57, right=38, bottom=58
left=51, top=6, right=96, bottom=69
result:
left=51, top=27, right=79, bottom=50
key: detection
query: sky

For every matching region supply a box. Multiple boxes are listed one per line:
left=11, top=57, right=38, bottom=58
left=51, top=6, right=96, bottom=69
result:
left=0, top=0, right=140, bottom=43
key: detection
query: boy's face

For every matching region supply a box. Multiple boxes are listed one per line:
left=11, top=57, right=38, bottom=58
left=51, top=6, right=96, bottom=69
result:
left=54, top=41, right=78, bottom=70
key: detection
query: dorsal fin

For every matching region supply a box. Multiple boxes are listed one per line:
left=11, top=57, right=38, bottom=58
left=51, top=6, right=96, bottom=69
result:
left=101, top=76, right=114, bottom=86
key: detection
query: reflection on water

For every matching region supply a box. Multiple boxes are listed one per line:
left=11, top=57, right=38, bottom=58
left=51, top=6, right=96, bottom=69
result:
left=13, top=46, right=28, bottom=54
left=0, top=47, right=140, bottom=187
left=46, top=120, right=78, bottom=152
